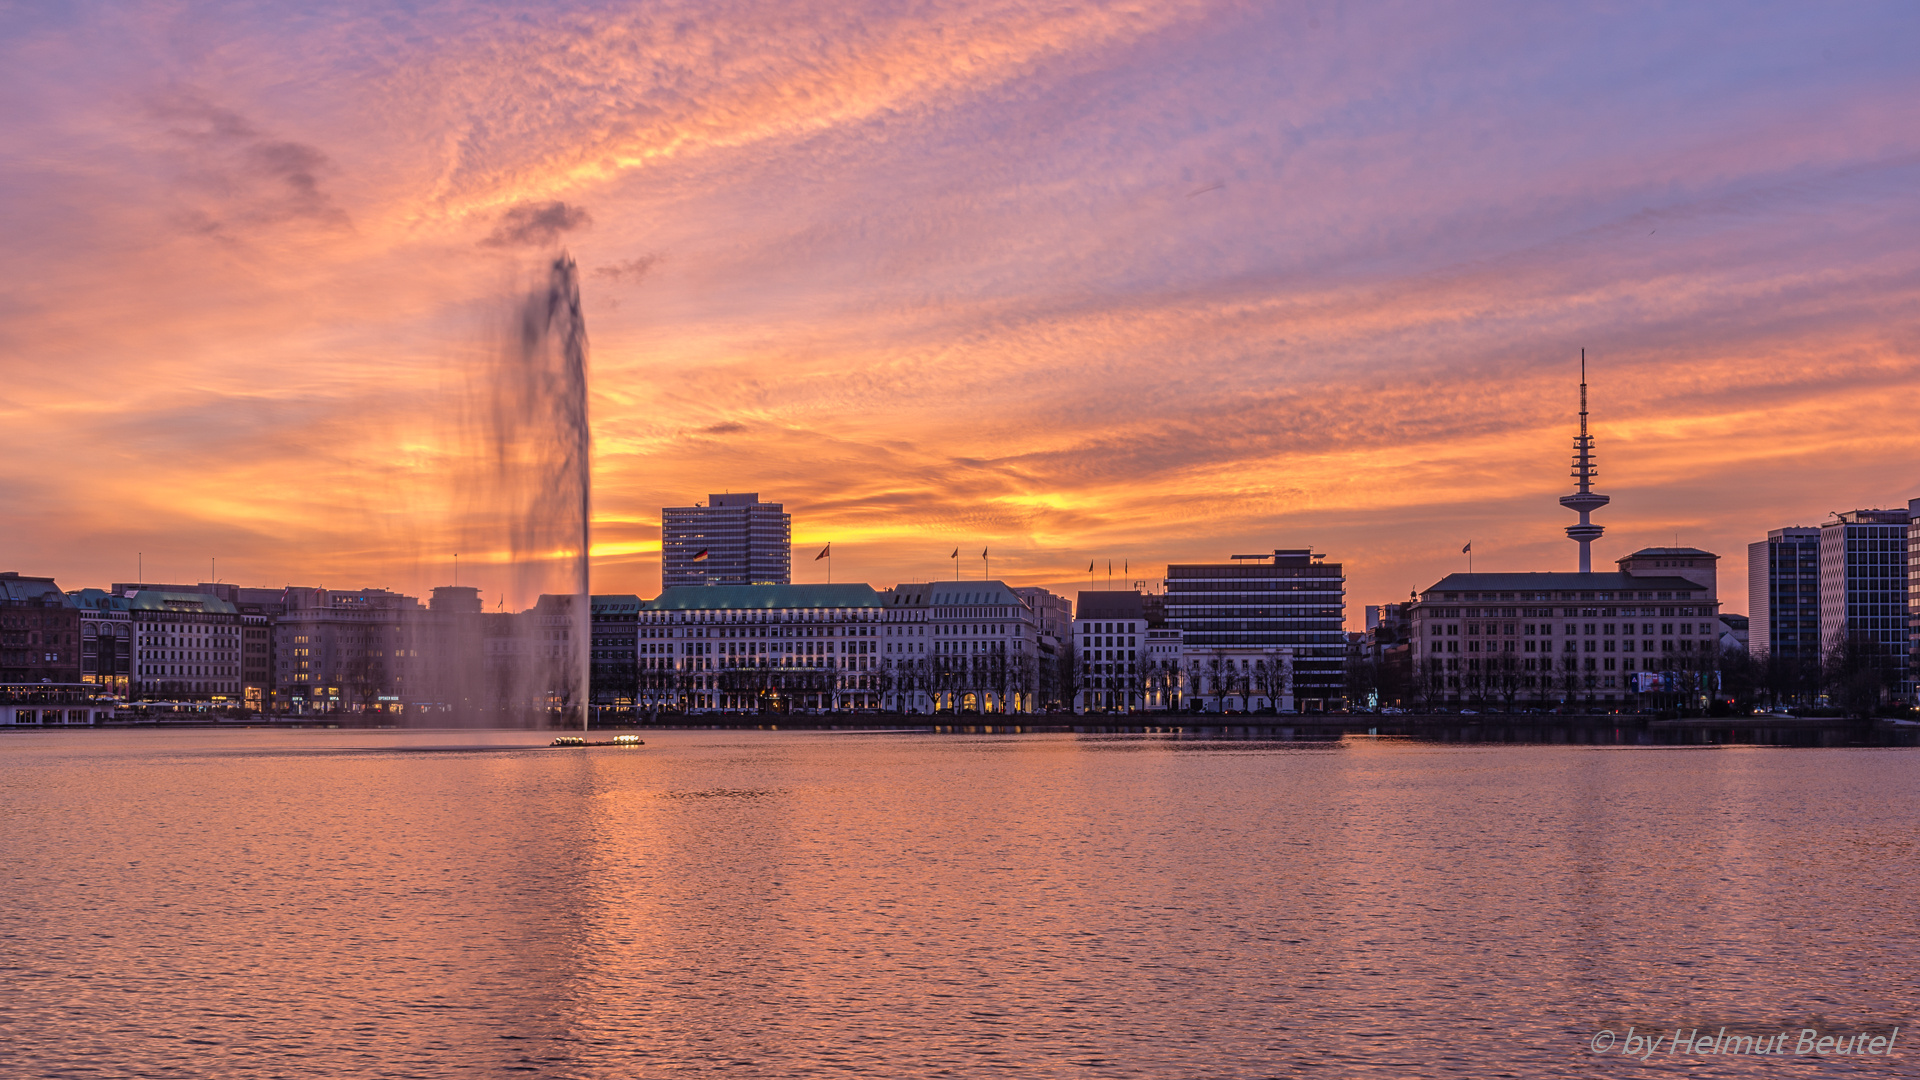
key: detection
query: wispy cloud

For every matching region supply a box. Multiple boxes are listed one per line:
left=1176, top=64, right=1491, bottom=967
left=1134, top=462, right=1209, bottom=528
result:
left=2, top=1, right=1917, bottom=612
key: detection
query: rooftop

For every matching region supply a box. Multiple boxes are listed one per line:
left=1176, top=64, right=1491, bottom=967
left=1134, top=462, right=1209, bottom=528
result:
left=1077, top=591, right=1146, bottom=620
left=1418, top=571, right=1710, bottom=597
left=649, top=583, right=883, bottom=610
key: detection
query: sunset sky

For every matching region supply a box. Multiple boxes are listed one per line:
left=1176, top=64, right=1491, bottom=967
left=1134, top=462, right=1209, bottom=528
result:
left=4, top=1, right=1917, bottom=617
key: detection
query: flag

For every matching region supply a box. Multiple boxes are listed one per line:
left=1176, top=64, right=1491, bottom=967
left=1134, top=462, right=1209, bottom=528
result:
left=816, top=543, right=831, bottom=561
left=1088, top=560, right=1094, bottom=572
left=951, top=548, right=959, bottom=559
left=1462, top=542, right=1471, bottom=554
left=981, top=547, right=988, bottom=559
left=692, top=549, right=709, bottom=562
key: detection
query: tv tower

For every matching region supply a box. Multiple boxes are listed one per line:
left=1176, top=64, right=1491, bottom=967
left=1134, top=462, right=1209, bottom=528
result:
left=1559, top=349, right=1608, bottom=572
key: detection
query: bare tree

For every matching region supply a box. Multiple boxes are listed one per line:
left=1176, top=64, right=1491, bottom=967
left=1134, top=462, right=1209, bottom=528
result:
left=1825, top=632, right=1899, bottom=719
left=1256, top=652, right=1291, bottom=713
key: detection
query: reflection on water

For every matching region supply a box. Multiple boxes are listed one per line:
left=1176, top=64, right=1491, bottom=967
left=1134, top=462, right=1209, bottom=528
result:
left=2, top=730, right=1915, bottom=1077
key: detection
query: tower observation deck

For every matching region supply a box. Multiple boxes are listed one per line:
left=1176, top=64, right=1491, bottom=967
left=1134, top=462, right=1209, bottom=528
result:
left=1558, top=350, right=1609, bottom=572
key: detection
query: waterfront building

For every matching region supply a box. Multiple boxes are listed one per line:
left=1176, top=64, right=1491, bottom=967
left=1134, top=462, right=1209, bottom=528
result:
left=1410, top=549, right=1723, bottom=709
left=1182, top=642, right=1295, bottom=713
left=273, top=587, right=423, bottom=714
left=1818, top=508, right=1911, bottom=697
left=0, top=683, right=115, bottom=726
left=877, top=583, right=934, bottom=713
left=482, top=593, right=587, bottom=719
left=1911, top=498, right=1920, bottom=701
left=118, top=587, right=244, bottom=701
left=211, top=586, right=289, bottom=712
left=661, top=492, right=791, bottom=589
left=1, top=572, right=81, bottom=684
left=1355, top=600, right=1415, bottom=710
left=589, top=594, right=644, bottom=713
left=921, top=580, right=1041, bottom=714
left=641, top=583, right=886, bottom=713
left=1075, top=591, right=1146, bottom=712
left=1407, top=361, right=1731, bottom=710
left=69, top=589, right=132, bottom=695
left=1141, top=626, right=1185, bottom=710
left=1163, top=549, right=1346, bottom=711
left=1012, top=585, right=1074, bottom=710
left=1747, top=527, right=1822, bottom=665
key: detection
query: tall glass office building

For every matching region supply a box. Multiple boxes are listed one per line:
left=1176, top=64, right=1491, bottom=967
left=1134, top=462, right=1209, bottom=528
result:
left=1747, top=527, right=1821, bottom=663
left=661, top=493, right=792, bottom=590
left=1818, top=508, right=1911, bottom=669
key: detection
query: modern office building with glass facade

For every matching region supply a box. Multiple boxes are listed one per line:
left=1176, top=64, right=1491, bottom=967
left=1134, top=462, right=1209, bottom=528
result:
left=1819, top=508, right=1911, bottom=684
left=1747, top=526, right=1821, bottom=664
left=1163, top=549, right=1345, bottom=711
left=661, top=493, right=792, bottom=590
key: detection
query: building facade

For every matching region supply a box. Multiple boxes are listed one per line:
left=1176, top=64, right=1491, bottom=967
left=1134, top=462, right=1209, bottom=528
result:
left=1911, top=498, right=1920, bottom=701
left=1163, top=549, right=1345, bottom=711
left=70, top=589, right=132, bottom=695
left=273, top=587, right=423, bottom=714
left=1, top=573, right=82, bottom=684
left=122, top=588, right=244, bottom=701
left=1075, top=591, right=1145, bottom=712
left=1, top=683, right=115, bottom=726
left=1409, top=548, right=1723, bottom=709
left=1747, top=527, right=1821, bottom=665
left=640, top=583, right=886, bottom=713
left=661, top=493, right=792, bottom=589
left=920, top=581, right=1042, bottom=714
left=1818, top=508, right=1911, bottom=698
left=589, top=594, right=644, bottom=713
left=878, top=583, right=934, bottom=713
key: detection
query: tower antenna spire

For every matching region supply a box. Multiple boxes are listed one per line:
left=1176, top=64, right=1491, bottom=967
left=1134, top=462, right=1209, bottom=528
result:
left=1559, top=348, right=1609, bottom=572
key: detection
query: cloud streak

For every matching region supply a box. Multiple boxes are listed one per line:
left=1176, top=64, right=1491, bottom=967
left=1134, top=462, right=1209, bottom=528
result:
left=1, top=0, right=1917, bottom=613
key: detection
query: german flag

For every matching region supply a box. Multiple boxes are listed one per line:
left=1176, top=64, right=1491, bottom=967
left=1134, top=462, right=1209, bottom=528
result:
left=692, top=549, right=709, bottom=562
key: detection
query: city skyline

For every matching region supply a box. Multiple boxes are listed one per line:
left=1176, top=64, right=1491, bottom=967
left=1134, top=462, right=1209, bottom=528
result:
left=5, top=3, right=1919, bottom=616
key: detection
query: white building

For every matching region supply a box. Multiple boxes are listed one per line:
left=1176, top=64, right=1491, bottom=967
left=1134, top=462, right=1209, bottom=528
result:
left=123, top=589, right=244, bottom=702
left=1178, top=644, right=1295, bottom=714
left=1075, top=591, right=1147, bottom=712
left=638, top=584, right=885, bottom=713
left=900, top=580, right=1042, bottom=714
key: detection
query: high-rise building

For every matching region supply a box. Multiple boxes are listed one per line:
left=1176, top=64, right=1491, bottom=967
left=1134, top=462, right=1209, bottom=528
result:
left=1747, top=527, right=1821, bottom=663
left=1818, top=508, right=1910, bottom=674
left=1163, top=549, right=1346, bottom=710
left=1910, top=498, right=1920, bottom=701
left=661, top=493, right=792, bottom=589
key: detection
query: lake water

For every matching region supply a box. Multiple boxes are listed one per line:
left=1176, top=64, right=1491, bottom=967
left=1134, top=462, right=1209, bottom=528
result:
left=2, top=729, right=1915, bottom=1078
